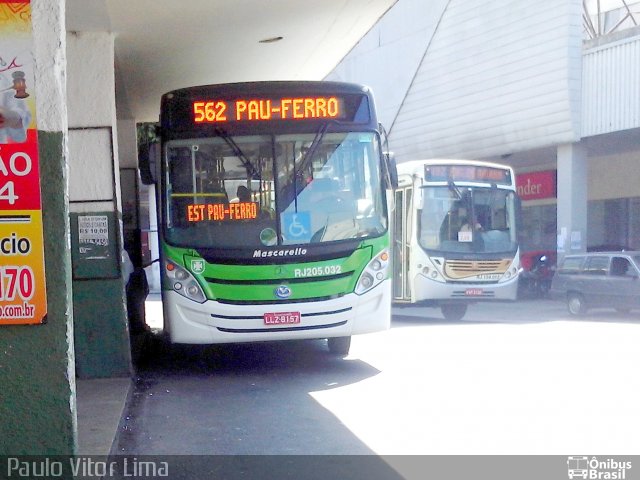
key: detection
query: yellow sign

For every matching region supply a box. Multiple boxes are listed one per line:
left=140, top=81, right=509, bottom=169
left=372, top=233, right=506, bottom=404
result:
left=0, top=0, right=47, bottom=325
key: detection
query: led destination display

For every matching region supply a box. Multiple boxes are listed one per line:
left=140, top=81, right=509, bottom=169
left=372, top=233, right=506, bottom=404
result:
left=192, top=96, right=345, bottom=123
left=187, top=202, right=258, bottom=222
left=425, top=164, right=512, bottom=185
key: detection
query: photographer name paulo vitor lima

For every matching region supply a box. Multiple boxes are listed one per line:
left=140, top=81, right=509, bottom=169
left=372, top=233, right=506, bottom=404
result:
left=6, top=457, right=169, bottom=478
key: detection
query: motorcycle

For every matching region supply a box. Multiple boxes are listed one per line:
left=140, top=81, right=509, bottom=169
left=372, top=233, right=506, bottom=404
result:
left=518, top=251, right=555, bottom=299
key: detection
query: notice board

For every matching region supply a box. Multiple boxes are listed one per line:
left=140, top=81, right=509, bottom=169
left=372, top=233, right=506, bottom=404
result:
left=70, top=212, right=120, bottom=280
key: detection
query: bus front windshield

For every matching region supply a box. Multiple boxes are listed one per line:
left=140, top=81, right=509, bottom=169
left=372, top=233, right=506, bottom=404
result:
left=163, top=132, right=386, bottom=249
left=418, top=185, right=518, bottom=254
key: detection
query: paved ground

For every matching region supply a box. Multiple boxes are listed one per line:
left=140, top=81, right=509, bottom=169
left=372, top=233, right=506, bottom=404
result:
left=108, top=296, right=640, bottom=457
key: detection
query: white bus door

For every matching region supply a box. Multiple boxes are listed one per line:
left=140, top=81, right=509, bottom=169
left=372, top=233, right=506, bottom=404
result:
left=393, top=187, right=413, bottom=302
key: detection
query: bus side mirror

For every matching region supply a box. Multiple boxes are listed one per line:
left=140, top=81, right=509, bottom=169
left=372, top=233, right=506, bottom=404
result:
left=138, top=141, right=159, bottom=185
left=384, top=152, right=398, bottom=190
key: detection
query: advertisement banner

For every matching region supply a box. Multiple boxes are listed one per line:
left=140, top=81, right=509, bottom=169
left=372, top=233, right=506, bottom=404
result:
left=516, top=170, right=557, bottom=201
left=0, top=0, right=47, bottom=325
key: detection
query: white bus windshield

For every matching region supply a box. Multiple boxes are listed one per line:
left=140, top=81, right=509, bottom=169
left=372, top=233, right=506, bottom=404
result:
left=418, top=185, right=518, bottom=254
left=163, top=132, right=386, bottom=248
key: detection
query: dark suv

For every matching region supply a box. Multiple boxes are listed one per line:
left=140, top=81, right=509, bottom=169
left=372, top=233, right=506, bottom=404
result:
left=550, top=252, right=640, bottom=315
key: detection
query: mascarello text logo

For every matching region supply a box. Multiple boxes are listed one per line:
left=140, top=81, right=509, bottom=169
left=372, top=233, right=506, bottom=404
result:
left=567, top=456, right=632, bottom=479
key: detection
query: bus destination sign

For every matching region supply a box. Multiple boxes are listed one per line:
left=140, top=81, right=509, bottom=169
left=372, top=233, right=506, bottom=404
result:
left=192, top=96, right=345, bottom=124
left=425, top=165, right=512, bottom=185
left=187, top=202, right=258, bottom=222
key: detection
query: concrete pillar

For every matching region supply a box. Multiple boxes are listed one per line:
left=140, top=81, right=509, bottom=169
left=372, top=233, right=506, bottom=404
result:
left=117, top=119, right=143, bottom=267
left=117, top=119, right=138, bottom=169
left=66, top=32, right=131, bottom=378
left=0, top=0, right=77, bottom=454
left=557, top=142, right=588, bottom=255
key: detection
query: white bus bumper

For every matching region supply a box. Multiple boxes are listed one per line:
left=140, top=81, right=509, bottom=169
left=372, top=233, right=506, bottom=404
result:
left=162, top=280, right=391, bottom=344
left=413, top=274, right=519, bottom=303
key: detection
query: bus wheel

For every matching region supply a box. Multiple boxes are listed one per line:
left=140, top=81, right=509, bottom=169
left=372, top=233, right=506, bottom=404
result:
left=328, top=336, right=351, bottom=356
left=441, top=304, right=467, bottom=321
left=567, top=293, right=587, bottom=316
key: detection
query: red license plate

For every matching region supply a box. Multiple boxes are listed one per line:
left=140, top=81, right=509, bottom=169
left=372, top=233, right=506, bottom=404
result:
left=263, top=311, right=301, bottom=325
left=465, top=288, right=484, bottom=296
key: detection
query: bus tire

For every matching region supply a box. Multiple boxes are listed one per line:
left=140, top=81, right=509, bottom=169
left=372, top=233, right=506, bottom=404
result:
left=441, top=304, right=467, bottom=321
left=328, top=336, right=351, bottom=356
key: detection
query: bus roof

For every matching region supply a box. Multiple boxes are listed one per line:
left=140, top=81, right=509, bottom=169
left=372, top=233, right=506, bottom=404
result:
left=162, top=80, right=374, bottom=103
left=395, top=159, right=515, bottom=187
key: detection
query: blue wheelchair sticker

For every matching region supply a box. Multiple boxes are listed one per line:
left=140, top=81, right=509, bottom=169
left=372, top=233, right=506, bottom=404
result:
left=282, top=212, right=312, bottom=243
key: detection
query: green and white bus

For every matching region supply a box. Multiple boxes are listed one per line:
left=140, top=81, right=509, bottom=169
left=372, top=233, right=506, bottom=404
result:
left=139, top=81, right=396, bottom=354
left=392, top=159, right=521, bottom=321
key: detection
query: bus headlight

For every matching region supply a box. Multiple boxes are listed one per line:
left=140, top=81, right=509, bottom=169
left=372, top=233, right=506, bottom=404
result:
left=421, top=259, right=445, bottom=283
left=355, top=249, right=389, bottom=295
left=164, top=260, right=206, bottom=303
left=174, top=269, right=189, bottom=281
left=501, top=265, right=520, bottom=282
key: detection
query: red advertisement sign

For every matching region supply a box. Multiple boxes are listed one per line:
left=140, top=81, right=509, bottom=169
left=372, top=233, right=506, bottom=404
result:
left=0, top=130, right=41, bottom=210
left=516, top=170, right=557, bottom=201
left=0, top=0, right=47, bottom=325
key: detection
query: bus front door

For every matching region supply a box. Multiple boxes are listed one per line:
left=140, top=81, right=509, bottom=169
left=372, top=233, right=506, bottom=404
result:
left=393, top=187, right=412, bottom=302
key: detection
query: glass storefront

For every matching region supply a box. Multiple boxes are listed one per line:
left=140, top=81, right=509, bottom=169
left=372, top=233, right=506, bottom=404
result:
left=587, top=197, right=640, bottom=250
left=520, top=204, right=557, bottom=252
left=520, top=197, right=640, bottom=254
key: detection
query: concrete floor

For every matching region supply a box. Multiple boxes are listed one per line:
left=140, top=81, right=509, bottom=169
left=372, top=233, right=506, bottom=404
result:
left=76, top=376, right=131, bottom=455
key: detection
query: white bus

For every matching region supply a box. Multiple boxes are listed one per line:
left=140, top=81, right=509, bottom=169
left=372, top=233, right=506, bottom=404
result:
left=392, top=159, right=521, bottom=320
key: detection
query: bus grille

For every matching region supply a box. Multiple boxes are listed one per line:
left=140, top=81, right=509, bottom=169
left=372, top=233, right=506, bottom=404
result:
left=203, top=271, right=355, bottom=304
left=204, top=271, right=353, bottom=285
left=444, top=259, right=511, bottom=280
left=215, top=295, right=344, bottom=305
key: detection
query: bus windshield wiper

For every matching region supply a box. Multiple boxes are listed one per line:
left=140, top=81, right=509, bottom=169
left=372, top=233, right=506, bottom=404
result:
left=214, top=127, right=259, bottom=179
left=288, top=122, right=330, bottom=212
left=447, top=180, right=462, bottom=200
left=299, top=123, right=329, bottom=173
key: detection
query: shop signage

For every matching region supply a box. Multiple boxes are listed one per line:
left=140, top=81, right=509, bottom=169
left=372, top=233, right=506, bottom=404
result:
left=516, top=170, right=557, bottom=201
left=0, top=0, right=47, bottom=325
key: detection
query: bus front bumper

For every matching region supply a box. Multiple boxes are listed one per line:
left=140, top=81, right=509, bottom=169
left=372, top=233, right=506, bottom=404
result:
left=162, top=280, right=391, bottom=344
left=412, top=274, right=519, bottom=303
